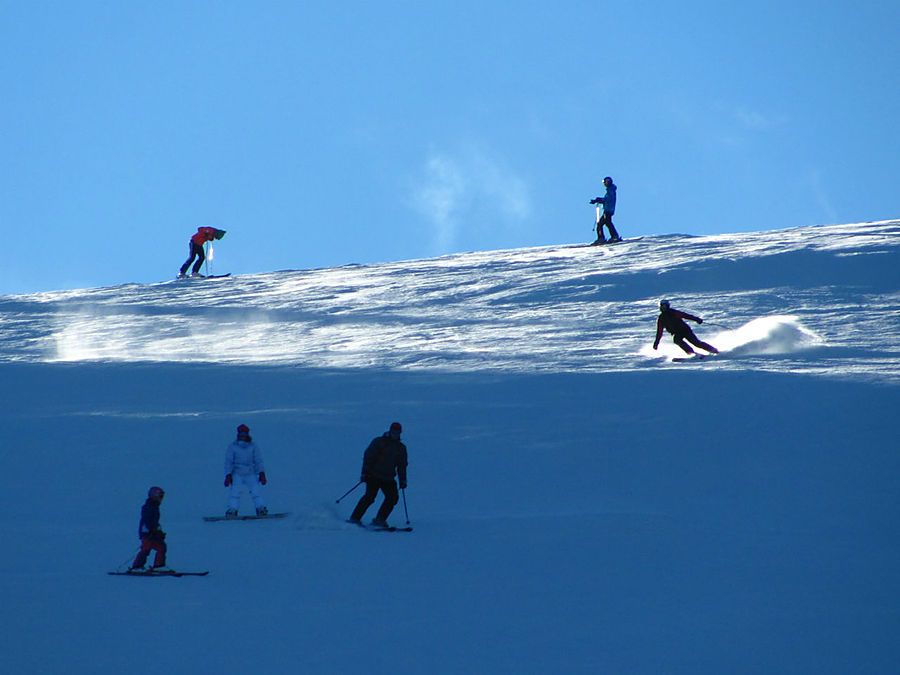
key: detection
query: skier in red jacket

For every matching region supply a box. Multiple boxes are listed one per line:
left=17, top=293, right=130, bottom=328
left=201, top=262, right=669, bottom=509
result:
left=178, top=227, right=226, bottom=277
left=653, top=300, right=719, bottom=355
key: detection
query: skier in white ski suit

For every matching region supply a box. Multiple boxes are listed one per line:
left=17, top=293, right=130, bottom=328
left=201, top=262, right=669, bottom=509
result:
left=224, top=424, right=268, bottom=517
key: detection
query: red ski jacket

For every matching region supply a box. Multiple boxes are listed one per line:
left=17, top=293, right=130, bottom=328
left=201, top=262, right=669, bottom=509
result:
left=190, top=227, right=220, bottom=246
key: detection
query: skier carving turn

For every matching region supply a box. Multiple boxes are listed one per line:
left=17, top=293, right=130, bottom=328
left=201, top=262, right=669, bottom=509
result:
left=653, top=300, right=719, bottom=356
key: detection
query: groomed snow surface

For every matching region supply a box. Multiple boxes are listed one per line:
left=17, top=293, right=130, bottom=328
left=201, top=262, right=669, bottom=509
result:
left=2, top=220, right=898, bottom=673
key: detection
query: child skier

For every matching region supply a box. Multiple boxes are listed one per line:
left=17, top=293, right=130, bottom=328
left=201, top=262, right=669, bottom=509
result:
left=131, top=486, right=168, bottom=571
left=652, top=299, right=719, bottom=356
left=178, top=227, right=226, bottom=277
left=223, top=424, right=268, bottom=518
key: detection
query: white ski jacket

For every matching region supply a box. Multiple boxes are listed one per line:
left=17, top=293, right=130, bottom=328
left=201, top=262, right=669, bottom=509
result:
left=224, top=440, right=265, bottom=477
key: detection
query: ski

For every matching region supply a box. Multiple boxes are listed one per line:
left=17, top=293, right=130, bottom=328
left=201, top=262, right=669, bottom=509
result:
left=175, top=273, right=231, bottom=280
left=562, top=237, right=644, bottom=249
left=109, top=569, right=209, bottom=577
left=671, top=353, right=715, bottom=363
left=347, top=520, right=413, bottom=532
left=203, top=512, right=289, bottom=522
left=590, top=237, right=644, bottom=246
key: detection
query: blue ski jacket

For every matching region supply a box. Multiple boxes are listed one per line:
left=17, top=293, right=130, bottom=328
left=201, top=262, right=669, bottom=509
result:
left=138, top=499, right=161, bottom=539
left=595, top=183, right=616, bottom=215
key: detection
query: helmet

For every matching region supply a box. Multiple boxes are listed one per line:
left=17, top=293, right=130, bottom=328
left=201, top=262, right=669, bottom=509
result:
left=603, top=176, right=613, bottom=184
left=237, top=424, right=250, bottom=435
left=389, top=422, right=402, bottom=437
left=148, top=486, right=165, bottom=499
left=659, top=299, right=670, bottom=310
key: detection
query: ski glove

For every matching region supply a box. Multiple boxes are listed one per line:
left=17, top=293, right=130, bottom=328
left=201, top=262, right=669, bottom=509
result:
left=399, top=481, right=407, bottom=489
left=224, top=474, right=232, bottom=487
left=259, top=472, right=267, bottom=485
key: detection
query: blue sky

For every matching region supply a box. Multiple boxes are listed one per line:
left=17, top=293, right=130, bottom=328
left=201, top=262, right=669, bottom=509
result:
left=2, top=1, right=898, bottom=293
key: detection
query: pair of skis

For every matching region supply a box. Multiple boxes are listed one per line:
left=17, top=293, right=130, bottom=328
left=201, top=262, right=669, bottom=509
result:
left=108, top=569, right=208, bottom=577
left=175, top=273, right=231, bottom=280
left=347, top=519, right=413, bottom=533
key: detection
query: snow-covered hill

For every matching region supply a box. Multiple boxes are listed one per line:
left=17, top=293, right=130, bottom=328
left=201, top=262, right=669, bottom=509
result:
left=1, top=221, right=898, bottom=673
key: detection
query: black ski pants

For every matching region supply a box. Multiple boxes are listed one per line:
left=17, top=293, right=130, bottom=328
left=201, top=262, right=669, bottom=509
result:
left=673, top=329, right=718, bottom=355
left=350, top=478, right=399, bottom=523
left=180, top=241, right=206, bottom=275
left=596, top=212, right=620, bottom=241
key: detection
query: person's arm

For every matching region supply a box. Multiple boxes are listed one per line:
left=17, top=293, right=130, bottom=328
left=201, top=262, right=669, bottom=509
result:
left=653, top=317, right=664, bottom=349
left=224, top=445, right=234, bottom=486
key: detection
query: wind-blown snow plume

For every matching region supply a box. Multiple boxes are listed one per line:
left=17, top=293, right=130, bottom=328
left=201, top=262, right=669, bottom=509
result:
left=713, top=315, right=823, bottom=355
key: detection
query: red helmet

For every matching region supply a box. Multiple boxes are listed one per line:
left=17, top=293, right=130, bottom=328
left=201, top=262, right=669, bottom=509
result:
left=148, top=486, right=165, bottom=499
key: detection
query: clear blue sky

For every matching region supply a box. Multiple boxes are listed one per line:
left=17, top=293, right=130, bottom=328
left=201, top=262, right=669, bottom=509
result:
left=2, top=1, right=898, bottom=293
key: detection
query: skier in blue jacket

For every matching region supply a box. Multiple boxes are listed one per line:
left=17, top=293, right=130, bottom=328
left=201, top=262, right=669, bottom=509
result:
left=131, top=486, right=168, bottom=571
left=590, top=176, right=621, bottom=244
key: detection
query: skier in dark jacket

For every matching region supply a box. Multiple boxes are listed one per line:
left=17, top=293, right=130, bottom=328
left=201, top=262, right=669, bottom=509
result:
left=348, top=422, right=408, bottom=528
left=653, top=300, right=719, bottom=355
left=590, top=176, right=621, bottom=244
left=131, top=486, right=168, bottom=571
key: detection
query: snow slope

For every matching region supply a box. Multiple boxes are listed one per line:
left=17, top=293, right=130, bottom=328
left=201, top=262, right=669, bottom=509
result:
left=1, top=221, right=898, bottom=673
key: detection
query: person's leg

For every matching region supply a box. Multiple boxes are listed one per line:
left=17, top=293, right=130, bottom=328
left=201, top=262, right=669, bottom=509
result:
left=247, top=475, right=267, bottom=511
left=595, top=214, right=609, bottom=243
left=180, top=242, right=197, bottom=275
left=687, top=333, right=718, bottom=354
left=150, top=539, right=167, bottom=568
left=349, top=482, right=380, bottom=522
left=374, top=481, right=399, bottom=523
left=673, top=336, right=695, bottom=354
left=191, top=243, right=206, bottom=274
left=605, top=215, right=621, bottom=241
left=132, top=539, right=152, bottom=568
left=227, top=476, right=243, bottom=513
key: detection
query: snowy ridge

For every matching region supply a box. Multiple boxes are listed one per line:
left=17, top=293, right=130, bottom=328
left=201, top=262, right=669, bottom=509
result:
left=2, top=220, right=898, bottom=380
left=1, top=220, right=899, bottom=674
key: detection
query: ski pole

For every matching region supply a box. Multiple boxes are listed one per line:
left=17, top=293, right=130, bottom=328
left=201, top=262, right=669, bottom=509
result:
left=335, top=481, right=362, bottom=504
left=206, top=241, right=214, bottom=276
left=401, top=487, right=410, bottom=525
left=117, top=546, right=141, bottom=572
left=705, top=321, right=733, bottom=330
